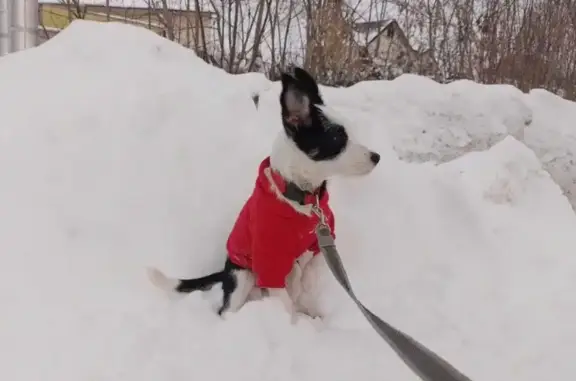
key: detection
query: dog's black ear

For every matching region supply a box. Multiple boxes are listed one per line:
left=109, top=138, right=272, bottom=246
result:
left=280, top=72, right=298, bottom=89
left=281, top=73, right=312, bottom=127
left=293, top=67, right=320, bottom=99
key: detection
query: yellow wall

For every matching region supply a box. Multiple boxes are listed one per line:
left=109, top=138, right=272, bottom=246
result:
left=40, top=4, right=71, bottom=29
left=39, top=4, right=163, bottom=31
left=38, top=3, right=212, bottom=47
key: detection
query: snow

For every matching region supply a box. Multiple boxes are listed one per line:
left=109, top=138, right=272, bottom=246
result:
left=2, top=20, right=576, bottom=381
left=330, top=76, right=532, bottom=163
left=523, top=89, right=576, bottom=210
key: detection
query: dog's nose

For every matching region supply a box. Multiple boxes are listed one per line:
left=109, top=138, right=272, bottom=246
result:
left=370, top=152, right=381, bottom=165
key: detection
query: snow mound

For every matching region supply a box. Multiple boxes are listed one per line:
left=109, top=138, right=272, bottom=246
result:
left=1, top=21, right=576, bottom=381
left=324, top=78, right=576, bottom=210
left=522, top=89, right=576, bottom=209
left=447, top=136, right=555, bottom=205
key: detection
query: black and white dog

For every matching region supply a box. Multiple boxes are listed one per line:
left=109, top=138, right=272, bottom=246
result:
left=148, top=68, right=380, bottom=320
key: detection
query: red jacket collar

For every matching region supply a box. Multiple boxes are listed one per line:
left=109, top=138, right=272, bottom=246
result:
left=259, top=157, right=327, bottom=206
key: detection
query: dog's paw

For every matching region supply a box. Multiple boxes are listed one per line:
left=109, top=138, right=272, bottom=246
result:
left=295, top=307, right=323, bottom=321
left=306, top=311, right=324, bottom=321
left=146, top=267, right=179, bottom=292
left=289, top=311, right=325, bottom=329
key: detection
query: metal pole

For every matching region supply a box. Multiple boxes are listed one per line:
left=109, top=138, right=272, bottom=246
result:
left=0, top=0, right=10, bottom=56
left=10, top=0, right=21, bottom=51
left=11, top=0, right=37, bottom=53
left=25, top=0, right=38, bottom=49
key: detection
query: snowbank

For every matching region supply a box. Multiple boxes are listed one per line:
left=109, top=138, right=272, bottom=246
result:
left=2, top=20, right=576, bottom=381
left=522, top=89, right=576, bottom=209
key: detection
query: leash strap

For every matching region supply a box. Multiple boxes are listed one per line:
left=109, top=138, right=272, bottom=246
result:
left=315, top=223, right=472, bottom=381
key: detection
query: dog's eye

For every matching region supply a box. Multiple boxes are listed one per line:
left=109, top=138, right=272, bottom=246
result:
left=309, top=148, right=319, bottom=158
left=331, top=126, right=348, bottom=144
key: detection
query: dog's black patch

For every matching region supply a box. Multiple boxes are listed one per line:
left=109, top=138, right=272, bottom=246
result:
left=280, top=68, right=349, bottom=162
left=173, top=258, right=244, bottom=316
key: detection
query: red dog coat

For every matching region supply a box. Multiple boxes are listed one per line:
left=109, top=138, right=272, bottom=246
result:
left=226, top=157, right=335, bottom=288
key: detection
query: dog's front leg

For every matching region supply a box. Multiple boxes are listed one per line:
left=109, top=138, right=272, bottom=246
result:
left=283, top=252, right=323, bottom=320
left=290, top=253, right=324, bottom=320
left=268, top=288, right=298, bottom=324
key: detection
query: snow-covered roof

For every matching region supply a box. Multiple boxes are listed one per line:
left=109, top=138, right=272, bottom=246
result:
left=352, top=19, right=395, bottom=46
left=38, top=25, right=62, bottom=32
left=90, top=11, right=164, bottom=27
left=39, top=0, right=211, bottom=12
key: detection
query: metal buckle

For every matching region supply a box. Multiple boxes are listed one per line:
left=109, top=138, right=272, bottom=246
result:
left=312, top=194, right=329, bottom=230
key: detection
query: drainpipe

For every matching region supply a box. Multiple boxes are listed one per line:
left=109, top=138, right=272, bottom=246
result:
left=11, top=0, right=38, bottom=53
left=0, top=0, right=10, bottom=56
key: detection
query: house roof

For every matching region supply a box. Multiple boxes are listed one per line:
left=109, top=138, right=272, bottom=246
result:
left=351, top=19, right=395, bottom=46
left=38, top=25, right=62, bottom=33
left=91, top=11, right=164, bottom=27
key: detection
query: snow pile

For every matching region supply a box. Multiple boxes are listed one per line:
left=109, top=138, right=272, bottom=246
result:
left=1, top=20, right=576, bottom=381
left=523, top=89, right=576, bottom=208
left=336, top=78, right=576, bottom=211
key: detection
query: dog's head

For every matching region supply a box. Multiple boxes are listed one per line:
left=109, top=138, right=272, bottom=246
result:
left=279, top=67, right=380, bottom=180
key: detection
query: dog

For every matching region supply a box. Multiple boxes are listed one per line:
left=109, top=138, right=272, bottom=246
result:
left=147, top=67, right=380, bottom=320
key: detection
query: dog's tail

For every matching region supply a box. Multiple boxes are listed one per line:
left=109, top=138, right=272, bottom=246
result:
left=147, top=267, right=225, bottom=293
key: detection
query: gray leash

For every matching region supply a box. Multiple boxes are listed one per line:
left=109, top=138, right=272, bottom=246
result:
left=312, top=203, right=472, bottom=381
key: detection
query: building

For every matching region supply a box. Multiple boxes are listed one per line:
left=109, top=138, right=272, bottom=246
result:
left=38, top=1, right=215, bottom=51
left=351, top=19, right=438, bottom=78
left=301, top=0, right=438, bottom=84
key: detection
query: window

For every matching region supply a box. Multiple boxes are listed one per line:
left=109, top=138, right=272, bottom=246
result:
left=386, top=27, right=394, bottom=39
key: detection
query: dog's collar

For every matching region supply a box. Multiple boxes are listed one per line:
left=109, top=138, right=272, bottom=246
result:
left=269, top=169, right=326, bottom=206
left=284, top=181, right=326, bottom=205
